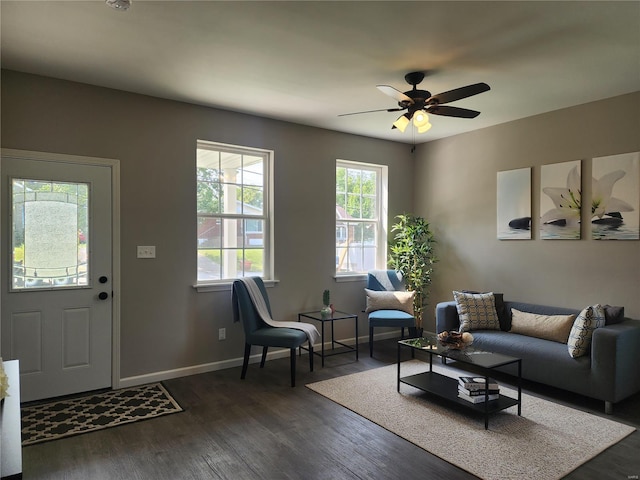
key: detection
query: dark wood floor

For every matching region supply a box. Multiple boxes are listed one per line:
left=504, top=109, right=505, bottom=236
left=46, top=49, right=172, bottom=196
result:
left=22, top=338, right=640, bottom=479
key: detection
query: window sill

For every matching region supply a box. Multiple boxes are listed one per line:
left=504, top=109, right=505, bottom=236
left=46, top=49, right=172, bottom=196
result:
left=194, top=279, right=279, bottom=293
left=334, top=274, right=367, bottom=283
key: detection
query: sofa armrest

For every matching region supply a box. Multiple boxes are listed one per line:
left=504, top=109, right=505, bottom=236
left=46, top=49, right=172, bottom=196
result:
left=435, top=301, right=460, bottom=333
left=591, top=319, right=640, bottom=403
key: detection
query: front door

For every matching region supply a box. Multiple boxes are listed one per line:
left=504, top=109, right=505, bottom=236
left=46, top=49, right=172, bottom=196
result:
left=1, top=150, right=114, bottom=402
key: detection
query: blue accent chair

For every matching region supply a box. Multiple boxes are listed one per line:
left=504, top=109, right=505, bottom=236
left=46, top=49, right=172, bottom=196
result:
left=367, top=270, right=416, bottom=357
left=232, top=278, right=313, bottom=387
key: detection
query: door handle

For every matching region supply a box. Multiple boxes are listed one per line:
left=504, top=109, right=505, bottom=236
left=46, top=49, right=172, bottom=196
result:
left=98, top=292, right=109, bottom=300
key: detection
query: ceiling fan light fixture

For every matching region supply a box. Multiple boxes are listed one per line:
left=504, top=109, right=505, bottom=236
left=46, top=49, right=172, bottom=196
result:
left=417, top=122, right=432, bottom=134
left=413, top=110, right=430, bottom=128
left=106, top=0, right=132, bottom=11
left=342, top=73, right=489, bottom=136
left=392, top=114, right=410, bottom=132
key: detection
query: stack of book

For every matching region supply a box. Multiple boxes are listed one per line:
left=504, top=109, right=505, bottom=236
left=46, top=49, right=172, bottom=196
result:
left=458, top=376, right=500, bottom=404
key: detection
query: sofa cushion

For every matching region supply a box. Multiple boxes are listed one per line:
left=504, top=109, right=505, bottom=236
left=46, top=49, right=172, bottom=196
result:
left=470, top=331, right=592, bottom=390
left=453, top=291, right=500, bottom=332
left=364, top=289, right=415, bottom=315
left=567, top=304, right=605, bottom=358
left=510, top=308, right=575, bottom=343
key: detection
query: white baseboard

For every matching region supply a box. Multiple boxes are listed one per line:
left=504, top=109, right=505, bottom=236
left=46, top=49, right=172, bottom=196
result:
left=118, top=330, right=399, bottom=389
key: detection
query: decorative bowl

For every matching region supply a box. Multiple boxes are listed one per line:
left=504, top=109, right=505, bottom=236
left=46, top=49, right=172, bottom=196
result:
left=437, top=331, right=474, bottom=349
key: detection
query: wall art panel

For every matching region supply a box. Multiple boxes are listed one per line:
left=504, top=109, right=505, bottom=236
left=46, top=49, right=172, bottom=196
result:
left=497, top=167, right=531, bottom=239
left=540, top=160, right=581, bottom=240
left=591, top=152, right=639, bottom=240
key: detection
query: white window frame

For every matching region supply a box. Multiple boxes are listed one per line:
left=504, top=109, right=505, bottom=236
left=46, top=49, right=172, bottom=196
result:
left=195, top=140, right=274, bottom=290
left=335, top=159, right=388, bottom=279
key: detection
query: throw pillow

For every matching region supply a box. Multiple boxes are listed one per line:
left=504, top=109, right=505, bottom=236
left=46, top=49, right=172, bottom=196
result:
left=364, top=289, right=415, bottom=315
left=510, top=308, right=575, bottom=343
left=603, top=305, right=625, bottom=325
left=453, top=291, right=501, bottom=332
left=567, top=304, right=605, bottom=358
left=463, top=290, right=509, bottom=331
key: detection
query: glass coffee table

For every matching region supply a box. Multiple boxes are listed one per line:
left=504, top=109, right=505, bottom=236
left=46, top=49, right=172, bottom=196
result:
left=397, top=333, right=521, bottom=429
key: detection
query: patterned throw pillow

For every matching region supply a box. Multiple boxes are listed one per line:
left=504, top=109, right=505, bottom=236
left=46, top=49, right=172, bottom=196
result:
left=364, top=289, right=415, bottom=315
left=463, top=290, right=509, bottom=330
left=567, top=304, right=605, bottom=358
left=453, top=291, right=501, bottom=332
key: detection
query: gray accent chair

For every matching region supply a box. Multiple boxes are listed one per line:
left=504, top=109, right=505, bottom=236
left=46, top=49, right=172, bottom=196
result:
left=232, top=277, right=313, bottom=387
left=366, top=270, right=416, bottom=357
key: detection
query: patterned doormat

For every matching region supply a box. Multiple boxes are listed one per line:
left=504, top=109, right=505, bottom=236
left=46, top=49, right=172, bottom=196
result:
left=21, top=383, right=183, bottom=446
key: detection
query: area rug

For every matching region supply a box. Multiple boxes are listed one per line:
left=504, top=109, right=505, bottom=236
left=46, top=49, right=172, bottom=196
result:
left=306, top=361, right=635, bottom=480
left=21, top=383, right=183, bottom=446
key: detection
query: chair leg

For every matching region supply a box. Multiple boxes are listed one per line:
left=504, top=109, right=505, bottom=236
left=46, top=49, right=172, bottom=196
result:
left=369, top=326, right=374, bottom=357
left=308, top=343, right=314, bottom=372
left=241, top=343, right=251, bottom=379
left=290, top=348, right=296, bottom=387
left=401, top=327, right=405, bottom=339
left=260, top=346, right=268, bottom=368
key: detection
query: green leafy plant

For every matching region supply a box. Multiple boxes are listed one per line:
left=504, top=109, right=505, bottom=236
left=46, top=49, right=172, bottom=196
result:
left=388, top=214, right=437, bottom=330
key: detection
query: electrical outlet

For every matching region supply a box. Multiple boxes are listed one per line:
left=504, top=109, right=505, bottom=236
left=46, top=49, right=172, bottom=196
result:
left=218, top=328, right=226, bottom=341
left=137, top=246, right=156, bottom=258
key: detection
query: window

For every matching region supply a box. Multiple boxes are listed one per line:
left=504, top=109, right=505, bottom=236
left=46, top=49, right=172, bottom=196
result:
left=336, top=160, right=387, bottom=275
left=197, top=141, right=272, bottom=283
left=11, top=179, right=89, bottom=289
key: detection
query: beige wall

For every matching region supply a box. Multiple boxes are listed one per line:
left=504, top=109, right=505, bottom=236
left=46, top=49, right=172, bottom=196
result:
left=414, top=92, right=640, bottom=331
left=1, top=70, right=415, bottom=380
left=3, top=69, right=638, bottom=383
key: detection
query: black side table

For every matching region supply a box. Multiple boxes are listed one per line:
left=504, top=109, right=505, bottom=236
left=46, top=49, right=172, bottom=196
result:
left=298, top=310, right=359, bottom=367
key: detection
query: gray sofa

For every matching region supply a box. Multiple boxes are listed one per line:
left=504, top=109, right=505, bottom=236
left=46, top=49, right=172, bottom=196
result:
left=436, top=299, right=640, bottom=413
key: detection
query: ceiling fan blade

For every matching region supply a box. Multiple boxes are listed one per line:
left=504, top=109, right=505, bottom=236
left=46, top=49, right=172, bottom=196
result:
left=427, top=105, right=481, bottom=118
left=376, top=85, right=414, bottom=104
left=428, top=82, right=490, bottom=105
left=338, top=107, right=405, bottom=117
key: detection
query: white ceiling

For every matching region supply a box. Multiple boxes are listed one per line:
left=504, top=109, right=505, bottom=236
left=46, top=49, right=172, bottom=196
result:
left=1, top=1, right=639, bottom=144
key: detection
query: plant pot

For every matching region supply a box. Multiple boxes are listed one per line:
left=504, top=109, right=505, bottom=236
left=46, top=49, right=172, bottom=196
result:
left=409, top=326, right=424, bottom=338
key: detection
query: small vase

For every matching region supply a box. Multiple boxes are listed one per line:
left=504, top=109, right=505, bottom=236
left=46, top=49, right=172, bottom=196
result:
left=410, top=326, right=424, bottom=338
left=320, top=305, right=332, bottom=319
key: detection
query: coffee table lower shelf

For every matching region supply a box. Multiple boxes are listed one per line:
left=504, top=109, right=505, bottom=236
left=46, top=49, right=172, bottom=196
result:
left=399, top=371, right=520, bottom=419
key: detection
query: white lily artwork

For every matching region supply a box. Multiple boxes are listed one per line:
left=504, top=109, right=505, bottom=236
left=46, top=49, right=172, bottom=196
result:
left=591, top=152, right=639, bottom=240
left=540, top=160, right=582, bottom=239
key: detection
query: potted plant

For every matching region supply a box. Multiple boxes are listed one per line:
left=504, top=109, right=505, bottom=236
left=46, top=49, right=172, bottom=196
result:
left=320, top=289, right=332, bottom=318
left=388, top=214, right=437, bottom=335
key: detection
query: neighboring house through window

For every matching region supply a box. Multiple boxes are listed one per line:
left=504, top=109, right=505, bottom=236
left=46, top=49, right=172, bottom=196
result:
left=196, top=141, right=273, bottom=283
left=336, top=160, right=388, bottom=275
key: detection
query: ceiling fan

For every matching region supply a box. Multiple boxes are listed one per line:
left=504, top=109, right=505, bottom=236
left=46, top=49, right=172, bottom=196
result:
left=340, top=72, right=490, bottom=133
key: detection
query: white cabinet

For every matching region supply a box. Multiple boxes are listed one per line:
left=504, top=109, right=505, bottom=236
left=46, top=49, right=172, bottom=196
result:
left=1, top=360, right=22, bottom=480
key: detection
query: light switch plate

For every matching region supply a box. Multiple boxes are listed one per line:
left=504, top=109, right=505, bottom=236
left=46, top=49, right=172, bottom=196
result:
left=137, top=246, right=156, bottom=258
